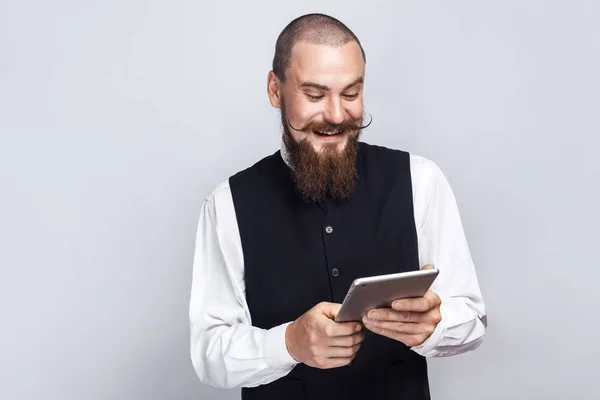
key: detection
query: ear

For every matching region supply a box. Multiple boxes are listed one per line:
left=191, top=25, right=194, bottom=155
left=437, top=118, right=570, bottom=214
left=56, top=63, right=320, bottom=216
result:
left=267, top=71, right=282, bottom=109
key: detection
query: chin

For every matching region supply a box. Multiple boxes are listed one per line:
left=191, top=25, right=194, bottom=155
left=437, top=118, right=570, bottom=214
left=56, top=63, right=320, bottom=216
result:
left=313, top=141, right=345, bottom=155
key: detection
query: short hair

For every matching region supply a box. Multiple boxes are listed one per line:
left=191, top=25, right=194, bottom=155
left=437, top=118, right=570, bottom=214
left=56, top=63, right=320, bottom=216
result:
left=272, top=13, right=366, bottom=82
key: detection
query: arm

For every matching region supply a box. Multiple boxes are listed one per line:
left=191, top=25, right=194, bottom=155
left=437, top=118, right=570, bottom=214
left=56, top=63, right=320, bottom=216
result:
left=411, top=161, right=487, bottom=357
left=189, top=191, right=297, bottom=389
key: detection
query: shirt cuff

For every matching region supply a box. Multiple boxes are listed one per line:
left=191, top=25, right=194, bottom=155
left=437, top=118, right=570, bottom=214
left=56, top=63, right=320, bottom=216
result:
left=411, top=302, right=448, bottom=357
left=262, top=321, right=300, bottom=369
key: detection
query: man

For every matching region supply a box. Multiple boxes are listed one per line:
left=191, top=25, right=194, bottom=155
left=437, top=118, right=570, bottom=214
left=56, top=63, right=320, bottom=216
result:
left=189, top=13, right=486, bottom=400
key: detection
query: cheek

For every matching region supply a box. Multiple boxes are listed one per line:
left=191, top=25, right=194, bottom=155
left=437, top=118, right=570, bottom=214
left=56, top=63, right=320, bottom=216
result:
left=297, top=100, right=323, bottom=122
left=347, top=100, right=364, bottom=119
left=290, top=101, right=322, bottom=129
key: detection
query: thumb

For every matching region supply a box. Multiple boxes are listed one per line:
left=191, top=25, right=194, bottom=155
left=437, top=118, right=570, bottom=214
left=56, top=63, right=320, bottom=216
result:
left=318, top=302, right=341, bottom=320
left=421, top=264, right=435, bottom=270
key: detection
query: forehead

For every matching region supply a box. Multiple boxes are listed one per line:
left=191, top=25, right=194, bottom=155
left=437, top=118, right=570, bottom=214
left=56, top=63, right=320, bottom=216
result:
left=287, top=41, right=365, bottom=87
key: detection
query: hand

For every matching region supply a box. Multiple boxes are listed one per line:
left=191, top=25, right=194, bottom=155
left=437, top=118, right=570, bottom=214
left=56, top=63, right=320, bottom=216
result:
left=285, top=302, right=366, bottom=369
left=362, top=265, right=442, bottom=347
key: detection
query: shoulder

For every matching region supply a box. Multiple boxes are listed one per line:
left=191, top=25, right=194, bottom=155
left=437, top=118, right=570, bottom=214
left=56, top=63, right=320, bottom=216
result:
left=359, top=141, right=409, bottom=162
left=408, top=153, right=445, bottom=187
left=230, top=150, right=281, bottom=180
left=202, top=179, right=232, bottom=216
left=359, top=142, right=444, bottom=182
left=203, top=150, right=282, bottom=206
left=360, top=142, right=449, bottom=224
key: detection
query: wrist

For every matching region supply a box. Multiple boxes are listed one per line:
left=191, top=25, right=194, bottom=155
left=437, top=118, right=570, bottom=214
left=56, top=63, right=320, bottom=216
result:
left=285, top=321, right=300, bottom=363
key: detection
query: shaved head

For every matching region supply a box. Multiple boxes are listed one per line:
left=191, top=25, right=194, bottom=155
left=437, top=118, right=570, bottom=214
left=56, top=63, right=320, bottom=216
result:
left=272, top=13, right=366, bottom=82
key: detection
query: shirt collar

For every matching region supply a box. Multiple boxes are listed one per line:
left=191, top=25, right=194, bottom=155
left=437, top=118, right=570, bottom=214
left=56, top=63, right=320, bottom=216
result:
left=280, top=139, right=293, bottom=170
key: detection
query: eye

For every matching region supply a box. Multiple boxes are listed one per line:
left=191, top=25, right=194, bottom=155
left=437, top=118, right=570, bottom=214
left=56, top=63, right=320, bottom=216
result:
left=306, top=94, right=325, bottom=101
left=343, top=93, right=360, bottom=100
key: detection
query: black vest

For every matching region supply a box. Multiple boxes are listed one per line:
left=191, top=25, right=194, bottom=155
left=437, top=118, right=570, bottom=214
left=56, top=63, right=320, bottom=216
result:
left=229, top=142, right=430, bottom=400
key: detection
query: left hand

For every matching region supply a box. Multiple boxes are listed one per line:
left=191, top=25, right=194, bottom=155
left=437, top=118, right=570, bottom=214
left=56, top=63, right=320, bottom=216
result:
left=362, top=265, right=442, bottom=347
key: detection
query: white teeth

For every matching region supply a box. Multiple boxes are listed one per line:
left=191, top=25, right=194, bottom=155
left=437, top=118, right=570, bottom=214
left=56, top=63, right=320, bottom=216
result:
left=316, top=131, right=341, bottom=136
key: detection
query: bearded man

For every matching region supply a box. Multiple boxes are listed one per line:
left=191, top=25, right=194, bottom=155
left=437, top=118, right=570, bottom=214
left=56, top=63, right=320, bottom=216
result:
left=190, top=13, right=487, bottom=400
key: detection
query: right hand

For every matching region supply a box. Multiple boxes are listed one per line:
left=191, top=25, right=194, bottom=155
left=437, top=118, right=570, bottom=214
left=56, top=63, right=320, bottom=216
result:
left=285, top=302, right=365, bottom=369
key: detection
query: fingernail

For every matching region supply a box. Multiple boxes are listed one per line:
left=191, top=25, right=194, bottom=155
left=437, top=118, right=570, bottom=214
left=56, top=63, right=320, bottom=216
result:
left=369, top=311, right=378, bottom=319
left=355, top=324, right=362, bottom=331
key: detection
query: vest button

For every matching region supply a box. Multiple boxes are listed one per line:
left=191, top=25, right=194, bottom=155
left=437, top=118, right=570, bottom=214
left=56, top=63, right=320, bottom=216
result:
left=331, top=268, right=339, bottom=277
left=325, top=226, right=334, bottom=234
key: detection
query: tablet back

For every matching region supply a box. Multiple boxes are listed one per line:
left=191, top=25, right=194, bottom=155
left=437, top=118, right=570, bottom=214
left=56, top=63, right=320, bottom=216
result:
left=335, top=269, right=439, bottom=323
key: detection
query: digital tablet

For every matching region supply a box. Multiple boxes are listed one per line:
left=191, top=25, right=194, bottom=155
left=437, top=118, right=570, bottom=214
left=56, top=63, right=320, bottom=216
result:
left=334, top=269, right=439, bottom=323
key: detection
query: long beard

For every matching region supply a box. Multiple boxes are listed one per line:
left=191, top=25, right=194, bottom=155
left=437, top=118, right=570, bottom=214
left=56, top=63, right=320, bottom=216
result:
left=281, top=104, right=361, bottom=203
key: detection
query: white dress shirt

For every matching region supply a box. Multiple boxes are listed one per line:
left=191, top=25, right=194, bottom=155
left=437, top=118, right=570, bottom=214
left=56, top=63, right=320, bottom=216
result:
left=189, top=143, right=487, bottom=389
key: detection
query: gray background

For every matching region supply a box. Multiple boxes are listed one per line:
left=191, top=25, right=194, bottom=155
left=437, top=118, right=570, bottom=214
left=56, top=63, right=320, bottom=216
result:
left=1, top=0, right=598, bottom=399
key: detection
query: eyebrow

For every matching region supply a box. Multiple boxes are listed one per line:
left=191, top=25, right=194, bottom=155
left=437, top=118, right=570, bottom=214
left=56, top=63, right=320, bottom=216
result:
left=299, top=77, right=364, bottom=92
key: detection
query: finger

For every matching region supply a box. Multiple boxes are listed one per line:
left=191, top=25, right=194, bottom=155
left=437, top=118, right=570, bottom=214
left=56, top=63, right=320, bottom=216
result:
left=421, top=264, right=435, bottom=270
left=329, top=331, right=366, bottom=347
left=365, top=308, right=415, bottom=323
left=322, top=320, right=363, bottom=337
left=319, top=357, right=355, bottom=369
left=362, top=320, right=423, bottom=335
left=392, top=297, right=429, bottom=312
left=363, top=325, right=424, bottom=347
left=392, top=291, right=440, bottom=313
left=318, top=302, right=342, bottom=319
left=326, top=342, right=361, bottom=358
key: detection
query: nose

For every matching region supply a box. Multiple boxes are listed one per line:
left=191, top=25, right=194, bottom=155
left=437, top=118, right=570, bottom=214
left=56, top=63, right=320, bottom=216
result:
left=323, top=97, right=345, bottom=125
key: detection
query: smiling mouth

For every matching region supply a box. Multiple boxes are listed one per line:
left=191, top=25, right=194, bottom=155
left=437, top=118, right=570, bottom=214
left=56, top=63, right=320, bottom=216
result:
left=314, top=130, right=343, bottom=137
